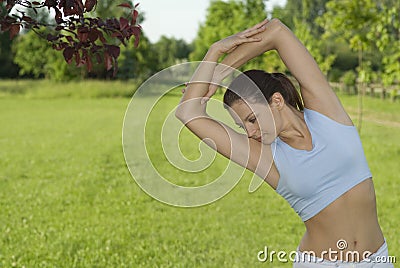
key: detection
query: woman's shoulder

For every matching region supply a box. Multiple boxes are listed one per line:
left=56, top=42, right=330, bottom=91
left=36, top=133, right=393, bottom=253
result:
left=304, top=108, right=355, bottom=129
left=300, top=83, right=354, bottom=127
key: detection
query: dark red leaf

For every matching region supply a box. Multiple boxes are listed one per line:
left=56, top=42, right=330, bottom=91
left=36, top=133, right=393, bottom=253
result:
left=74, top=51, right=81, bottom=65
left=76, top=0, right=84, bottom=10
left=53, top=42, right=68, bottom=51
left=32, top=1, right=41, bottom=5
left=75, top=42, right=82, bottom=50
left=90, top=45, right=101, bottom=53
left=88, top=29, right=98, bottom=42
left=1, top=22, right=11, bottom=32
left=120, top=17, right=129, bottom=30
left=55, top=9, right=63, bottom=24
left=134, top=3, right=139, bottom=8
left=86, top=54, right=93, bottom=72
left=22, top=16, right=34, bottom=23
left=132, top=26, right=141, bottom=47
left=96, top=18, right=105, bottom=27
left=111, top=32, right=122, bottom=38
left=58, top=0, right=65, bottom=9
left=104, top=52, right=113, bottom=71
left=118, top=3, right=132, bottom=9
left=62, top=0, right=83, bottom=16
left=85, top=0, right=96, bottom=12
left=47, top=33, right=59, bottom=41
left=65, top=35, right=73, bottom=44
left=77, top=26, right=89, bottom=42
left=82, top=49, right=88, bottom=58
left=76, top=50, right=89, bottom=70
left=120, top=38, right=127, bottom=47
left=131, top=9, right=138, bottom=25
left=63, top=47, right=74, bottom=64
left=6, top=0, right=16, bottom=9
left=64, top=0, right=74, bottom=15
left=97, top=31, right=106, bottom=43
left=9, top=24, right=20, bottom=39
left=107, top=45, right=120, bottom=58
left=78, top=26, right=89, bottom=33
left=44, top=0, right=56, bottom=8
left=66, top=0, right=75, bottom=11
left=134, top=36, right=140, bottom=47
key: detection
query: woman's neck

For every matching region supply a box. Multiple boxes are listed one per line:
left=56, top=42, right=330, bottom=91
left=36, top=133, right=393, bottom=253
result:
left=278, top=106, right=312, bottom=150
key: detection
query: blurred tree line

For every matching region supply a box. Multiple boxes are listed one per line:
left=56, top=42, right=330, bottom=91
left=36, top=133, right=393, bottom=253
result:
left=189, top=0, right=399, bottom=89
left=0, top=0, right=398, bottom=86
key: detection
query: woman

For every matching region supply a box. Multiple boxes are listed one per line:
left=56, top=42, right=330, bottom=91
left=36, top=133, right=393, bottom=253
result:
left=175, top=19, right=393, bottom=267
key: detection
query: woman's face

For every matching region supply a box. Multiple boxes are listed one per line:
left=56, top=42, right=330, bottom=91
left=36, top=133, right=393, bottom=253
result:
left=228, top=99, right=278, bottom=145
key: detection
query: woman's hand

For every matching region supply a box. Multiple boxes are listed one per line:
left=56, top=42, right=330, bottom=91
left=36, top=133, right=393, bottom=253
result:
left=199, top=19, right=269, bottom=103
left=211, top=19, right=269, bottom=55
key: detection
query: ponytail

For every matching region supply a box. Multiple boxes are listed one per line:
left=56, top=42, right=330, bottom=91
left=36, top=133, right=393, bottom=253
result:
left=270, top=72, right=304, bottom=111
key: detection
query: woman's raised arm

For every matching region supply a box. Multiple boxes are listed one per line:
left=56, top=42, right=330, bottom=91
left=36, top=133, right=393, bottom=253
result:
left=175, top=24, right=276, bottom=185
left=213, top=19, right=352, bottom=125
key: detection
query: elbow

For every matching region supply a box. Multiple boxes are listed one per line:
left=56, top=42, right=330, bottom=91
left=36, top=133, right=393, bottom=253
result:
left=263, top=18, right=287, bottom=49
left=175, top=105, right=187, bottom=123
left=269, top=19, right=287, bottom=38
left=175, top=100, right=206, bottom=124
left=254, top=18, right=285, bottom=51
left=175, top=104, right=194, bottom=124
left=268, top=18, right=284, bottom=29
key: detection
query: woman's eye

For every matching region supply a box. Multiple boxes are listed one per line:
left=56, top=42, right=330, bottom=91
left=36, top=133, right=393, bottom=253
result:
left=249, top=118, right=256, bottom=124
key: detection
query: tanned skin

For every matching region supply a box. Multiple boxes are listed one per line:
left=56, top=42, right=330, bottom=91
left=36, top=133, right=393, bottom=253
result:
left=176, top=19, right=384, bottom=259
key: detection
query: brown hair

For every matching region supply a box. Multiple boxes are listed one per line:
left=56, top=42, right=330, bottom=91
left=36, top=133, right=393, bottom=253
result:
left=223, top=70, right=304, bottom=111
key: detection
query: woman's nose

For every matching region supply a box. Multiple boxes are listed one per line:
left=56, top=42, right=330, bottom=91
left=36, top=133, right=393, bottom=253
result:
left=246, top=126, right=257, bottom=138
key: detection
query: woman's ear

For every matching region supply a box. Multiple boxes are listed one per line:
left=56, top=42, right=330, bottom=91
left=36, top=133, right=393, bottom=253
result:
left=269, top=92, right=285, bottom=110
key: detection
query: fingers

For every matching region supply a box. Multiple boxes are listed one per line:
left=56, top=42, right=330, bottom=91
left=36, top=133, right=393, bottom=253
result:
left=255, top=18, right=269, bottom=29
left=234, top=35, right=262, bottom=47
left=198, top=63, right=234, bottom=104
left=201, top=83, right=219, bottom=104
left=226, top=46, right=238, bottom=54
left=242, top=25, right=266, bottom=38
left=246, top=37, right=262, bottom=44
left=249, top=18, right=269, bottom=31
left=200, top=97, right=210, bottom=105
left=243, top=18, right=269, bottom=35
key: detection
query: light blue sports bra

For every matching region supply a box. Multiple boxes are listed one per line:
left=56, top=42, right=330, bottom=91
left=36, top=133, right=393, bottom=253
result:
left=273, top=108, right=372, bottom=222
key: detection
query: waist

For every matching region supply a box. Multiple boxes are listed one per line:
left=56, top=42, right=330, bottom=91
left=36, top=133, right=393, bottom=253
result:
left=299, top=178, right=384, bottom=259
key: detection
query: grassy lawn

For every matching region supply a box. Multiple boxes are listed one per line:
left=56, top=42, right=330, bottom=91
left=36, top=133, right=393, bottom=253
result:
left=0, top=82, right=399, bottom=267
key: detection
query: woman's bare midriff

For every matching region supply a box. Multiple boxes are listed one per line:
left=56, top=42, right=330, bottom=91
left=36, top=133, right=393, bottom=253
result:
left=299, top=178, right=385, bottom=261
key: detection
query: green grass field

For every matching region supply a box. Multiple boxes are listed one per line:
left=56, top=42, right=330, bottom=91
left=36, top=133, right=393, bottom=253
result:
left=0, top=81, right=399, bottom=267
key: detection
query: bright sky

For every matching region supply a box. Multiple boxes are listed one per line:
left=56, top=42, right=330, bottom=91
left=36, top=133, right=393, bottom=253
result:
left=139, top=0, right=287, bottom=43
